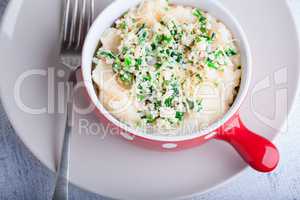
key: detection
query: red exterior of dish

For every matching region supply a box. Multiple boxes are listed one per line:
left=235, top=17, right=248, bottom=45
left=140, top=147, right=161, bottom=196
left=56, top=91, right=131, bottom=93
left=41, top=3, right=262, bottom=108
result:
left=80, top=69, right=279, bottom=172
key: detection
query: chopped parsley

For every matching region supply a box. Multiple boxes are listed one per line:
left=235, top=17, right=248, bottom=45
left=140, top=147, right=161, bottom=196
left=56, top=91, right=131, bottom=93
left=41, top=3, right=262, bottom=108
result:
left=225, top=48, right=237, bottom=57
left=175, top=112, right=184, bottom=121
left=144, top=113, right=156, bottom=123
left=207, top=32, right=216, bottom=43
left=119, top=72, right=133, bottom=85
left=206, top=58, right=218, bottom=69
left=118, top=21, right=127, bottom=30
left=137, top=94, right=145, bottom=101
left=124, top=56, right=133, bottom=67
left=195, top=99, right=203, bottom=112
left=193, top=9, right=206, bottom=24
left=196, top=74, right=202, bottom=81
left=112, top=60, right=121, bottom=72
left=186, top=99, right=195, bottom=110
left=97, top=50, right=116, bottom=59
left=164, top=97, right=174, bottom=107
left=92, top=1, right=242, bottom=129
left=137, top=23, right=148, bottom=43
left=154, top=100, right=162, bottom=109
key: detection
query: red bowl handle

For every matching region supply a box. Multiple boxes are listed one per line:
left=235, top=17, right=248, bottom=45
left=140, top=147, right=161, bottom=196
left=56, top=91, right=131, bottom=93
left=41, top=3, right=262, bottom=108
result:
left=216, top=115, right=279, bottom=172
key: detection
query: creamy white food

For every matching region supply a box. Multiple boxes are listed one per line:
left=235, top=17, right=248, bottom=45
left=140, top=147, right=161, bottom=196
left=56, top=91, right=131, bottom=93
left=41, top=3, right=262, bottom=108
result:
left=92, top=0, right=242, bottom=133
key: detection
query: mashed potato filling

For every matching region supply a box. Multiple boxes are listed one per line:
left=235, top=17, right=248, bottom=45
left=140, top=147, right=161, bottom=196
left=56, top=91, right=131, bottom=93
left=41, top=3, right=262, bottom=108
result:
left=92, top=0, right=242, bottom=132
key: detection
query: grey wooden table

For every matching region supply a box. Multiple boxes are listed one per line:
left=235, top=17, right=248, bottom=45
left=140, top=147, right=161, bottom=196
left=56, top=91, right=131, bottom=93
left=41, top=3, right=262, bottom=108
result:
left=1, top=0, right=300, bottom=200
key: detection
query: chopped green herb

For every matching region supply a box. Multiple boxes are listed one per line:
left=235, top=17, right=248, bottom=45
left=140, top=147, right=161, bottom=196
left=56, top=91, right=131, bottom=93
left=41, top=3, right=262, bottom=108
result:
left=163, top=79, right=170, bottom=87
left=156, top=34, right=172, bottom=44
left=168, top=21, right=183, bottom=40
left=184, top=45, right=192, bottom=51
left=155, top=63, right=162, bottom=69
left=137, top=23, right=148, bottom=43
left=151, top=43, right=157, bottom=50
left=186, top=99, right=195, bottom=110
left=97, top=50, right=116, bottom=59
left=196, top=74, right=202, bottom=81
left=225, top=48, right=237, bottom=57
left=193, top=9, right=207, bottom=34
left=124, top=56, right=132, bottom=67
left=112, top=60, right=121, bottom=72
left=137, top=94, right=145, bottom=101
left=159, top=20, right=166, bottom=26
left=193, top=9, right=205, bottom=22
left=211, top=32, right=216, bottom=40
left=170, top=51, right=183, bottom=63
left=175, top=112, right=184, bottom=121
left=136, top=23, right=146, bottom=34
left=119, top=21, right=127, bottom=30
left=164, top=97, right=173, bottom=107
left=162, top=35, right=172, bottom=43
left=143, top=74, right=151, bottom=81
left=145, top=113, right=156, bottom=123
left=176, top=53, right=183, bottom=63
left=121, top=46, right=129, bottom=54
left=206, top=58, right=218, bottom=69
left=200, top=26, right=207, bottom=34
left=195, top=35, right=202, bottom=43
left=139, top=31, right=148, bottom=43
left=154, top=100, right=162, bottom=109
left=207, top=32, right=216, bottom=43
left=170, top=28, right=177, bottom=36
left=165, top=49, right=171, bottom=56
left=119, top=72, right=133, bottom=85
left=195, top=99, right=203, bottom=112
left=136, top=58, right=142, bottom=66
left=214, top=49, right=224, bottom=58
left=171, top=83, right=180, bottom=96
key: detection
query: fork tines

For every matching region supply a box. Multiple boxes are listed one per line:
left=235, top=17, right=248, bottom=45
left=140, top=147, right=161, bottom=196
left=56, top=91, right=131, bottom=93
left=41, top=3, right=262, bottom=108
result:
left=61, top=0, right=95, bottom=52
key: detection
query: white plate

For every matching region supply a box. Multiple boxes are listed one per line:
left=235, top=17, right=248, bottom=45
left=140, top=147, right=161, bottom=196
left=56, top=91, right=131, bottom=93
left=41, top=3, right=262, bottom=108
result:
left=0, top=0, right=299, bottom=199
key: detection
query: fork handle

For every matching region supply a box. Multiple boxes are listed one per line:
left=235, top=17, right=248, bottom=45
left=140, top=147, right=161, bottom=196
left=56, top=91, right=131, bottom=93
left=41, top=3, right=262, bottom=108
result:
left=52, top=100, right=73, bottom=200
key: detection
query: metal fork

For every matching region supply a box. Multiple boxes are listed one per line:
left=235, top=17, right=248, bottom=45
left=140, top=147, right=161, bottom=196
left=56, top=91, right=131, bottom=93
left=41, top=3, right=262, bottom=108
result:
left=52, top=0, right=94, bottom=199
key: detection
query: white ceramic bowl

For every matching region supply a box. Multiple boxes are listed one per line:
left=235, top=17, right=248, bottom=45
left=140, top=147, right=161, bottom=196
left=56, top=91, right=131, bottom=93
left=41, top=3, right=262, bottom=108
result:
left=82, top=0, right=251, bottom=140
left=81, top=0, right=279, bottom=172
